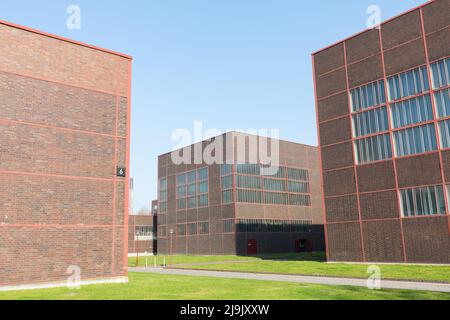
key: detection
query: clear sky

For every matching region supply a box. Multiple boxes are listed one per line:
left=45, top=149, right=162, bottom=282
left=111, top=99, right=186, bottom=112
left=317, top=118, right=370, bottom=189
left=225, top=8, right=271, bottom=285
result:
left=1, top=0, right=427, bottom=212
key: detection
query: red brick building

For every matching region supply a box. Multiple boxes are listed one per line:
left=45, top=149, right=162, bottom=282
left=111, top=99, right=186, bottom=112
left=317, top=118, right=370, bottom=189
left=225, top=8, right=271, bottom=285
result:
left=157, top=132, right=324, bottom=256
left=128, top=201, right=158, bottom=255
left=313, top=0, right=450, bottom=263
left=0, top=21, right=132, bottom=289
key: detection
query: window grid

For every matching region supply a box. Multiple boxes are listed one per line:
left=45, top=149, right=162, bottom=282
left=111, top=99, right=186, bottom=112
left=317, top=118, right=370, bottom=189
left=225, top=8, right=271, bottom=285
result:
left=350, top=79, right=386, bottom=112
left=387, top=65, right=430, bottom=102
left=176, top=167, right=209, bottom=210
left=438, top=120, right=450, bottom=150
left=222, top=164, right=310, bottom=206
left=350, top=66, right=445, bottom=164
left=158, top=178, right=167, bottom=213
left=434, top=88, right=450, bottom=119
left=393, top=123, right=437, bottom=157
left=223, top=219, right=235, bottom=233
left=399, top=185, right=446, bottom=217
left=221, top=164, right=234, bottom=205
left=430, top=58, right=450, bottom=89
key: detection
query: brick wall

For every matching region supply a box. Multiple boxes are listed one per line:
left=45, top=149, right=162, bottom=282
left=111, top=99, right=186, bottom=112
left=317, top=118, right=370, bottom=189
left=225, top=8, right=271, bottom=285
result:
left=0, top=22, right=131, bottom=287
left=313, top=0, right=450, bottom=263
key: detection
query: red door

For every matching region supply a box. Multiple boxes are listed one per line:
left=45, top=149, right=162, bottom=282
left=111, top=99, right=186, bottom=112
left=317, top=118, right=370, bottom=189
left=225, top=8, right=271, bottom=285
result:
left=247, top=239, right=257, bottom=255
left=295, top=239, right=307, bottom=253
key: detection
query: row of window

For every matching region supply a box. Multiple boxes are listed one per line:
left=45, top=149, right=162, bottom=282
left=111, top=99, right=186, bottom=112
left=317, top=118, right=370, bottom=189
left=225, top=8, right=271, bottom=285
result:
left=234, top=175, right=309, bottom=193
left=355, top=123, right=443, bottom=163
left=222, top=164, right=308, bottom=181
left=236, top=189, right=311, bottom=206
left=135, top=226, right=153, bottom=237
left=236, top=219, right=312, bottom=233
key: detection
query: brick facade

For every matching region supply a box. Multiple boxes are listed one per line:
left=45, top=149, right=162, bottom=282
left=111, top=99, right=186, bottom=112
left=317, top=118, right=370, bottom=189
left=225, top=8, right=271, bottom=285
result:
left=313, top=0, right=450, bottom=263
left=157, top=132, right=324, bottom=256
left=0, top=21, right=131, bottom=288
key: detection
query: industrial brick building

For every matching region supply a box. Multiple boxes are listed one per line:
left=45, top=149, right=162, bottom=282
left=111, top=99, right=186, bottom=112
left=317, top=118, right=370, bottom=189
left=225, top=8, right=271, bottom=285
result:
left=313, top=0, right=450, bottom=263
left=0, top=21, right=131, bottom=289
left=128, top=201, right=158, bottom=255
left=157, top=132, right=324, bottom=256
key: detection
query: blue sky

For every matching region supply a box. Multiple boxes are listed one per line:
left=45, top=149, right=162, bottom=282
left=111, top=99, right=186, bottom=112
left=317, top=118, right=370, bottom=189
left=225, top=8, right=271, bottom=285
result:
left=1, top=0, right=426, bottom=211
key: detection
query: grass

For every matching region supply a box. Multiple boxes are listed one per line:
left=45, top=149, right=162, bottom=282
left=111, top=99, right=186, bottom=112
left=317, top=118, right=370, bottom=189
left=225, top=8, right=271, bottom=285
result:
left=131, top=254, right=450, bottom=283
left=1, top=272, right=450, bottom=300
left=128, top=254, right=258, bottom=267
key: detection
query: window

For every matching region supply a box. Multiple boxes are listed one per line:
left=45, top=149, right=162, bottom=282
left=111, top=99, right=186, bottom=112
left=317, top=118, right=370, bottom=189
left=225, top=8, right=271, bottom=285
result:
left=388, top=66, right=429, bottom=101
left=400, top=185, right=446, bottom=217
left=288, top=181, right=309, bottom=193
left=198, top=222, right=209, bottom=235
left=237, top=175, right=261, bottom=189
left=265, top=192, right=287, bottom=205
left=198, top=194, right=208, bottom=207
left=391, top=95, right=433, bottom=129
left=431, top=58, right=450, bottom=89
left=237, top=189, right=262, bottom=203
left=177, top=224, right=186, bottom=236
left=263, top=178, right=285, bottom=191
left=223, top=220, right=234, bottom=233
left=135, top=226, right=153, bottom=240
left=187, top=196, right=196, bottom=208
left=261, top=166, right=285, bottom=178
left=350, top=80, right=386, bottom=112
left=222, top=164, right=310, bottom=206
left=176, top=173, right=187, bottom=210
left=352, top=107, right=389, bottom=137
left=439, top=120, right=450, bottom=149
left=221, top=175, right=233, bottom=189
left=221, top=166, right=234, bottom=204
left=354, top=134, right=392, bottom=164
left=393, top=124, right=437, bottom=157
left=236, top=163, right=260, bottom=175
left=221, top=164, right=233, bottom=175
left=188, top=223, right=197, bottom=235
left=287, top=168, right=308, bottom=181
left=435, top=88, right=450, bottom=118
left=236, top=219, right=312, bottom=233
left=159, top=178, right=167, bottom=213
left=176, top=168, right=209, bottom=209
left=222, top=190, right=234, bottom=204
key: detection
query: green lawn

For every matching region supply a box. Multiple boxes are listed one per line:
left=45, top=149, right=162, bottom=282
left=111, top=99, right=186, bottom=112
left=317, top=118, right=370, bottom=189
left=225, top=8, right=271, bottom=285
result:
left=1, top=272, right=449, bottom=300
left=131, top=254, right=450, bottom=283
left=128, top=253, right=325, bottom=267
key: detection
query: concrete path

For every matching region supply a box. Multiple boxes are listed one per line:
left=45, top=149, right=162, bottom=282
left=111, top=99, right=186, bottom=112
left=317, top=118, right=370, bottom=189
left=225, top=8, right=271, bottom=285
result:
left=129, top=267, right=450, bottom=293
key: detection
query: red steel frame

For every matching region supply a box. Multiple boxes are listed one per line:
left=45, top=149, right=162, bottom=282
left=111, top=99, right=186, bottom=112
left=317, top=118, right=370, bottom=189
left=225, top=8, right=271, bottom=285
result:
left=378, top=27, right=408, bottom=262
left=312, top=56, right=330, bottom=261
left=343, top=41, right=366, bottom=262
left=419, top=10, right=450, bottom=235
left=313, top=0, right=450, bottom=263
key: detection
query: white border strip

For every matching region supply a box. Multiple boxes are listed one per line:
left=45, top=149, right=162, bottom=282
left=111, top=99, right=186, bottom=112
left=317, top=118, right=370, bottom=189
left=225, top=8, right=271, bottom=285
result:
left=0, top=276, right=128, bottom=292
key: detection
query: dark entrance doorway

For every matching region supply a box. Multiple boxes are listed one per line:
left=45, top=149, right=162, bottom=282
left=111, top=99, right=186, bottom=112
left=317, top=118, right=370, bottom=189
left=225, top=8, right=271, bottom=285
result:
left=295, top=239, right=312, bottom=253
left=247, top=239, right=257, bottom=255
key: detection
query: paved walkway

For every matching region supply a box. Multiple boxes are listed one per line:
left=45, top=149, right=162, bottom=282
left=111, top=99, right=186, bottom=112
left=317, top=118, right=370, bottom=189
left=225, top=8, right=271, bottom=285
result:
left=129, top=267, right=450, bottom=293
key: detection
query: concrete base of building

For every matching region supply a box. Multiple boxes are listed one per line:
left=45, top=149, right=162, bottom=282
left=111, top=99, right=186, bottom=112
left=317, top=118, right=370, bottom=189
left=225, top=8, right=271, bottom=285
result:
left=0, top=276, right=129, bottom=292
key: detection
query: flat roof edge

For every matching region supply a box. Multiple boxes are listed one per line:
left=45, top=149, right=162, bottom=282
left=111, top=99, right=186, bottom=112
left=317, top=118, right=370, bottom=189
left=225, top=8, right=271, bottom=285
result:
left=312, top=0, right=435, bottom=56
left=0, top=19, right=133, bottom=60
